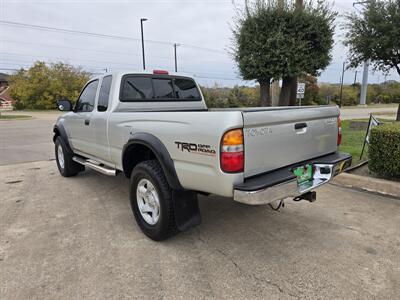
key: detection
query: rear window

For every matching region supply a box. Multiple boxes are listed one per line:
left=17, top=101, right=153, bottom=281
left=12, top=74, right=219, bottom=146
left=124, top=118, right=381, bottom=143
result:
left=174, top=78, right=201, bottom=99
left=120, top=75, right=201, bottom=102
left=121, top=77, right=153, bottom=100
left=153, top=78, right=174, bottom=99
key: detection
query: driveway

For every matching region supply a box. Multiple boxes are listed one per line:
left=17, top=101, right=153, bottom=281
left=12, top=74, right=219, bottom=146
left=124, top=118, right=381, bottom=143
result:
left=340, top=104, right=398, bottom=120
left=1, top=160, right=399, bottom=299
left=0, top=109, right=399, bottom=299
left=0, top=112, right=60, bottom=166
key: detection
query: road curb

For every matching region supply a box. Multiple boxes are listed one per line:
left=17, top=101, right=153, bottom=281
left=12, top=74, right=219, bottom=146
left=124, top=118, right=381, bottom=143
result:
left=332, top=173, right=400, bottom=199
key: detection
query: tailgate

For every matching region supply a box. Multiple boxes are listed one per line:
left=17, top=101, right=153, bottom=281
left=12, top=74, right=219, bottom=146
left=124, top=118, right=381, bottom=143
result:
left=242, top=106, right=339, bottom=178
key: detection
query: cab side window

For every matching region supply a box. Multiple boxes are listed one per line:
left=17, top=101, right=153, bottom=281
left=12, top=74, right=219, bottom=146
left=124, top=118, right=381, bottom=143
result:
left=75, top=80, right=99, bottom=112
left=97, top=76, right=112, bottom=112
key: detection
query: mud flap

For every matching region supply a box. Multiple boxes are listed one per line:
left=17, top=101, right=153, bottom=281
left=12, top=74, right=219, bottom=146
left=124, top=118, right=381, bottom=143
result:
left=172, top=190, right=201, bottom=231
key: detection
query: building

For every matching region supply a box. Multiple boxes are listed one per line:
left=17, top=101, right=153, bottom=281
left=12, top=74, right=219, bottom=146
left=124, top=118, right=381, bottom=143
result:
left=0, top=73, right=15, bottom=109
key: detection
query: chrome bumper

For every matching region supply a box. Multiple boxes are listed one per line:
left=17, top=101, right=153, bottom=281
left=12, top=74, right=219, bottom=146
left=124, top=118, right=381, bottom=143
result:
left=233, top=154, right=352, bottom=206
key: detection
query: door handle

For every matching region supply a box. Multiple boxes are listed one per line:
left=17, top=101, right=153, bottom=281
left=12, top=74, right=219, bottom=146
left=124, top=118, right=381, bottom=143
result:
left=295, top=123, right=307, bottom=130
left=85, top=119, right=90, bottom=126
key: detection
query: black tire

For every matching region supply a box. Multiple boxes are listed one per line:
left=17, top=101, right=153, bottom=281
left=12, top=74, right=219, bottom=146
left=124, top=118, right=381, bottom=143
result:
left=130, top=160, right=178, bottom=241
left=55, top=136, right=85, bottom=177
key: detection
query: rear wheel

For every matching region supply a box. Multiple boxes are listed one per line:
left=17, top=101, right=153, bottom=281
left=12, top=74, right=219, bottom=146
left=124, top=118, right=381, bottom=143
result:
left=55, top=136, right=84, bottom=177
left=130, top=160, right=178, bottom=241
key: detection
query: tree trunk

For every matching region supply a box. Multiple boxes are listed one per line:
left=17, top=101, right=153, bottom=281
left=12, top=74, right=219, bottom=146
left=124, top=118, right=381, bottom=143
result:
left=271, top=80, right=280, bottom=106
left=289, top=77, right=298, bottom=106
left=286, top=0, right=303, bottom=107
left=259, top=79, right=271, bottom=107
left=279, top=77, right=297, bottom=106
left=397, top=103, right=400, bottom=121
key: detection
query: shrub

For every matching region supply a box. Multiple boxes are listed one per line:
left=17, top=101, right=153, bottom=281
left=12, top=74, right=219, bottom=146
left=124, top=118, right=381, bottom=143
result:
left=9, top=61, right=90, bottom=110
left=369, top=122, right=400, bottom=178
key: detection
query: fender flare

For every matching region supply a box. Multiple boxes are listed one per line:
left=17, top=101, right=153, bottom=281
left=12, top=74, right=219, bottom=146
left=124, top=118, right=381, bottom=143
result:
left=53, top=122, right=73, bottom=154
left=122, top=133, right=183, bottom=190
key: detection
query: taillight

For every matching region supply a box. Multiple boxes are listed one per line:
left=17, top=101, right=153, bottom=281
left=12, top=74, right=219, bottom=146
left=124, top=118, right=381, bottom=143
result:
left=337, top=114, right=342, bottom=146
left=221, top=129, right=244, bottom=173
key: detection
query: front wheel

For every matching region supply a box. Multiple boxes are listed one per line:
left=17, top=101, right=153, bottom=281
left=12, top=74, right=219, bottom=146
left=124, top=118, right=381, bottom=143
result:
left=130, top=160, right=178, bottom=241
left=55, top=136, right=84, bottom=177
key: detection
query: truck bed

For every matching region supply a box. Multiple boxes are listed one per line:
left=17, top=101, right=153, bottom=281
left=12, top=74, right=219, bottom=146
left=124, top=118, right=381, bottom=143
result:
left=213, top=106, right=339, bottom=178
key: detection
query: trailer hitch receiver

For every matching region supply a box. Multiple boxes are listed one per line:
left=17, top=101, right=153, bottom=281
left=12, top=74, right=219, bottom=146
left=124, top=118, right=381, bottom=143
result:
left=294, top=191, right=317, bottom=203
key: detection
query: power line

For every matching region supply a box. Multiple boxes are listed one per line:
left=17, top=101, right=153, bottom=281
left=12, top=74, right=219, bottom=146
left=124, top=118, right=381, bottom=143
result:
left=0, top=67, right=20, bottom=71
left=0, top=20, right=152, bottom=42
left=3, top=0, right=233, bottom=3
left=2, top=39, right=170, bottom=61
left=192, top=74, right=244, bottom=81
left=1, top=57, right=242, bottom=80
left=0, top=20, right=226, bottom=54
left=2, top=40, right=232, bottom=66
left=0, top=52, right=142, bottom=68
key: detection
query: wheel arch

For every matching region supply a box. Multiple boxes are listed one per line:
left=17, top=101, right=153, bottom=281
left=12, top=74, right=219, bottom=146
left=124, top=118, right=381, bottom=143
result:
left=53, top=122, right=73, bottom=154
left=122, top=133, right=182, bottom=190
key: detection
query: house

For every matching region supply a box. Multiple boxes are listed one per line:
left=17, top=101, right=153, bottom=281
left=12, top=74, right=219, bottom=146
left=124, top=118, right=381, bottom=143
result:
left=0, top=73, right=15, bottom=109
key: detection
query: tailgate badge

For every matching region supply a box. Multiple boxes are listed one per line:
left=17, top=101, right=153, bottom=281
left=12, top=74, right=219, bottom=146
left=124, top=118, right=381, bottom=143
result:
left=325, top=118, right=336, bottom=125
left=245, top=127, right=272, bottom=137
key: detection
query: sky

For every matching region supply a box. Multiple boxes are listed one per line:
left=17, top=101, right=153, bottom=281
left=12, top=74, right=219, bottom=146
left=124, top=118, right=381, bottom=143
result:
left=0, top=0, right=398, bottom=87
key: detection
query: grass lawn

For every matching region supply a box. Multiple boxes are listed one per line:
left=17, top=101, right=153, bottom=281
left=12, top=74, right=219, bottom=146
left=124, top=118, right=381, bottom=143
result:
left=0, top=114, right=32, bottom=120
left=340, top=120, right=369, bottom=165
left=340, top=118, right=395, bottom=165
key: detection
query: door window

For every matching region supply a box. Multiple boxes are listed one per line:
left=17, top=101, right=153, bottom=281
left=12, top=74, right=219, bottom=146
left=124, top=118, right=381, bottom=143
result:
left=97, top=76, right=112, bottom=112
left=75, top=80, right=99, bottom=112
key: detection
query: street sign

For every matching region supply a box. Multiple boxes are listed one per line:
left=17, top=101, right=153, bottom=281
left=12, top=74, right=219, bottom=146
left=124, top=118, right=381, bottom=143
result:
left=366, top=114, right=380, bottom=144
left=360, top=114, right=381, bottom=160
left=297, top=82, right=305, bottom=99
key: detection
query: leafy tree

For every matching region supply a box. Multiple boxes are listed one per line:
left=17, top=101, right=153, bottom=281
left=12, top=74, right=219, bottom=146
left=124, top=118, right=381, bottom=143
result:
left=200, top=81, right=400, bottom=108
left=300, top=75, right=319, bottom=105
left=232, top=0, right=336, bottom=106
left=344, top=0, right=400, bottom=120
left=9, top=61, right=90, bottom=110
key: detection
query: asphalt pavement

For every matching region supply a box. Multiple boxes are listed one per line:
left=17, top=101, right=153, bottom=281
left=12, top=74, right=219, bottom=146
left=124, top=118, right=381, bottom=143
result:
left=0, top=111, right=60, bottom=166
left=0, top=107, right=399, bottom=299
left=1, top=160, right=399, bottom=299
left=340, top=104, right=398, bottom=120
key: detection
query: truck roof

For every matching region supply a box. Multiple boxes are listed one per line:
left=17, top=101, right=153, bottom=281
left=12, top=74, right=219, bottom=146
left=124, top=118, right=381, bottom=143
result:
left=97, top=70, right=194, bottom=79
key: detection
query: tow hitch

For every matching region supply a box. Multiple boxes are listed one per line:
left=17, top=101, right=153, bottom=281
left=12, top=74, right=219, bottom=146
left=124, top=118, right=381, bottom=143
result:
left=293, top=191, right=317, bottom=203
left=269, top=191, right=318, bottom=211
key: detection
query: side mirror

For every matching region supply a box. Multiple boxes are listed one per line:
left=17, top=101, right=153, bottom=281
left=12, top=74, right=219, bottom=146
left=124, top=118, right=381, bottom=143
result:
left=57, top=99, right=73, bottom=111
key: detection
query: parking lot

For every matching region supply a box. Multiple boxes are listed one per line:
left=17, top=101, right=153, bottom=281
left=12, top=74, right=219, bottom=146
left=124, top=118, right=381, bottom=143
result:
left=1, top=111, right=400, bottom=299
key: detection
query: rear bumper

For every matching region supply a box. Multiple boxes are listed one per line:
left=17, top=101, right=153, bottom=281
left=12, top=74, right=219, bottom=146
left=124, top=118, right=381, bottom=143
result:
left=233, top=152, right=352, bottom=205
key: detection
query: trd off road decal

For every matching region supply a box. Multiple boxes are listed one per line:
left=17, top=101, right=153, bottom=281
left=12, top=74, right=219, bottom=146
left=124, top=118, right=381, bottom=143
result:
left=175, top=142, right=216, bottom=156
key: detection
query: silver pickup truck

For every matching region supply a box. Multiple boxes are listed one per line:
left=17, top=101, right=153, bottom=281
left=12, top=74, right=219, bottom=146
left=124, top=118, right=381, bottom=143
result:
left=54, top=70, right=352, bottom=240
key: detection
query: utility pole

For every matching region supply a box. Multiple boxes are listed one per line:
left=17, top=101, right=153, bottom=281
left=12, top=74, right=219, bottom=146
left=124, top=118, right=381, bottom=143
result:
left=353, top=70, right=358, bottom=85
left=359, top=60, right=369, bottom=105
left=173, top=43, right=179, bottom=72
left=140, top=18, right=148, bottom=70
left=339, top=61, right=346, bottom=108
left=353, top=1, right=370, bottom=106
